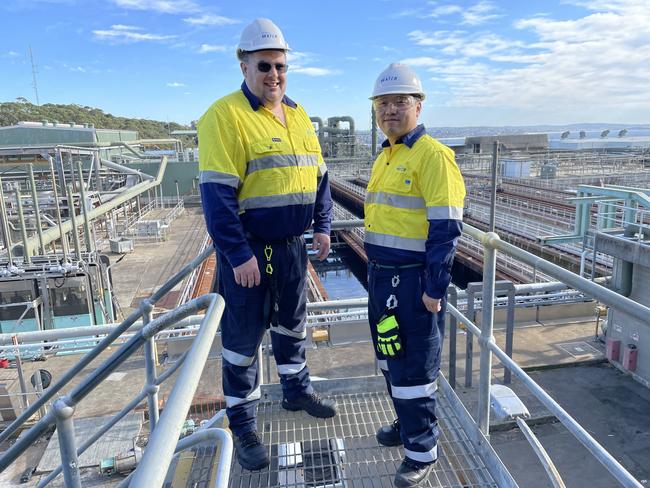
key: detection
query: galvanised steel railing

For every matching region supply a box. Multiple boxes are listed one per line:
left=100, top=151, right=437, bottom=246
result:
left=0, top=246, right=234, bottom=488
left=328, top=219, right=646, bottom=487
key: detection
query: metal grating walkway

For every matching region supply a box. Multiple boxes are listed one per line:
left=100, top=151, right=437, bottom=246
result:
left=227, top=383, right=499, bottom=488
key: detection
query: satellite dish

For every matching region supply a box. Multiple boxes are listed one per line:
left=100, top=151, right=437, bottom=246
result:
left=600, top=129, right=610, bottom=138
left=618, top=129, right=628, bottom=137
left=579, top=131, right=586, bottom=139
left=561, top=131, right=570, bottom=139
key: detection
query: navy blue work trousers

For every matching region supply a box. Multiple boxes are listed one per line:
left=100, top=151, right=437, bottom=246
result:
left=368, top=265, right=445, bottom=464
left=217, top=237, right=313, bottom=437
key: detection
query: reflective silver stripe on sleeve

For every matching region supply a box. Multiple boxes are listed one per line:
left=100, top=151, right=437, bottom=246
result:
left=390, top=379, right=437, bottom=400
left=404, top=445, right=438, bottom=463
left=225, top=385, right=261, bottom=407
left=277, top=362, right=307, bottom=375
left=199, top=170, right=241, bottom=188
left=366, top=191, right=426, bottom=210
left=364, top=230, right=426, bottom=252
left=246, top=154, right=319, bottom=175
left=270, top=323, right=307, bottom=340
left=427, top=205, right=464, bottom=220
left=222, top=347, right=255, bottom=367
left=377, top=359, right=388, bottom=371
left=240, top=192, right=317, bottom=210
left=318, top=162, right=328, bottom=177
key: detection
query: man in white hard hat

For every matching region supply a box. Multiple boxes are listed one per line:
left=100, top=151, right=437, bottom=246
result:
left=198, top=18, right=336, bottom=471
left=365, top=63, right=466, bottom=487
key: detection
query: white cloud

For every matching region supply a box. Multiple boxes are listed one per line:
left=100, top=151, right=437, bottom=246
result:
left=93, top=24, right=176, bottom=43
left=111, top=0, right=199, bottom=13
left=407, top=0, right=650, bottom=120
left=462, top=1, right=503, bottom=25
left=167, top=81, right=185, bottom=87
left=291, top=67, right=341, bottom=76
left=382, top=46, right=400, bottom=53
left=425, top=5, right=462, bottom=18
left=345, top=56, right=358, bottom=61
left=286, top=51, right=312, bottom=63
left=70, top=66, right=86, bottom=72
left=183, top=14, right=239, bottom=26
left=6, top=51, right=20, bottom=57
left=198, top=43, right=228, bottom=53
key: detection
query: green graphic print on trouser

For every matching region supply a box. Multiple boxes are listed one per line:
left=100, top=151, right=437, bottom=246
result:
left=368, top=265, right=443, bottom=464
left=217, top=237, right=313, bottom=437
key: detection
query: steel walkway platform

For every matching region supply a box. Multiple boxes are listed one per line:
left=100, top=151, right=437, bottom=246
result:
left=185, top=375, right=512, bottom=488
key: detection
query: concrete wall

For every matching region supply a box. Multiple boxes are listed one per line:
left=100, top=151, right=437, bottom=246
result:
left=0, top=126, right=95, bottom=146
left=607, top=249, right=650, bottom=384
left=129, top=160, right=199, bottom=197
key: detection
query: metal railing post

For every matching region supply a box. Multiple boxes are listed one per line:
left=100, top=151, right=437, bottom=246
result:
left=465, top=288, right=475, bottom=387
left=14, top=185, right=31, bottom=264
left=66, top=184, right=83, bottom=260
left=76, top=161, right=93, bottom=252
left=28, top=164, right=46, bottom=255
left=478, top=233, right=498, bottom=436
left=504, top=285, right=516, bottom=384
left=53, top=397, right=82, bottom=488
left=447, top=286, right=458, bottom=389
left=141, top=300, right=160, bottom=431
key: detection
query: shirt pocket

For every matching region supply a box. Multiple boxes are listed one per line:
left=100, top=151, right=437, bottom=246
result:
left=382, top=167, right=415, bottom=195
left=249, top=139, right=292, bottom=182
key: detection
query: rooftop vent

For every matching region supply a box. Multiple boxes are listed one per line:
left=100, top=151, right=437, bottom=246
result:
left=618, top=129, right=628, bottom=138
left=600, top=129, right=610, bottom=138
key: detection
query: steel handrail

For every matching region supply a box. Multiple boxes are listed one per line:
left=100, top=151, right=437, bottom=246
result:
left=0, top=246, right=213, bottom=444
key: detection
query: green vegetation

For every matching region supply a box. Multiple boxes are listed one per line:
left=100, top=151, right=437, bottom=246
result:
left=0, top=98, right=196, bottom=146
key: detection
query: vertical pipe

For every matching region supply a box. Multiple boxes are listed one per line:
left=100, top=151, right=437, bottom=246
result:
left=504, top=287, right=515, bottom=384
left=489, top=141, right=499, bottom=232
left=371, top=108, right=377, bottom=156
left=465, top=290, right=474, bottom=388
left=14, top=186, right=31, bottom=264
left=53, top=398, right=82, bottom=488
left=66, top=185, right=82, bottom=260
left=48, top=156, right=69, bottom=259
left=478, top=239, right=497, bottom=436
left=175, top=181, right=180, bottom=204
left=33, top=369, right=47, bottom=419
left=28, top=165, right=46, bottom=255
left=13, top=335, right=29, bottom=409
left=142, top=302, right=160, bottom=431
left=448, top=287, right=458, bottom=389
left=0, top=177, right=15, bottom=266
left=75, top=161, right=93, bottom=252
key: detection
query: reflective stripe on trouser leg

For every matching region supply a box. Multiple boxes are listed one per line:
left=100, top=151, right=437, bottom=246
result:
left=217, top=251, right=267, bottom=437
left=270, top=238, right=313, bottom=400
left=369, top=265, right=442, bottom=462
left=369, top=271, right=392, bottom=396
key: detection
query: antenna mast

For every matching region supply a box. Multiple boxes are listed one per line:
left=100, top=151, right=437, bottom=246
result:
left=29, top=45, right=40, bottom=106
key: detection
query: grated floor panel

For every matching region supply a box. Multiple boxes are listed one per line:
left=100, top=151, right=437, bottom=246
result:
left=228, top=390, right=498, bottom=488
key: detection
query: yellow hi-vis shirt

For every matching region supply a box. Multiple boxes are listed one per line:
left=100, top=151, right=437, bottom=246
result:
left=364, top=131, right=465, bottom=254
left=198, top=89, right=327, bottom=212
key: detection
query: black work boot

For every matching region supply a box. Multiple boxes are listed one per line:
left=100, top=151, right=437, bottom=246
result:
left=376, top=418, right=403, bottom=447
left=394, top=457, right=435, bottom=487
left=234, top=431, right=270, bottom=471
left=282, top=392, right=337, bottom=418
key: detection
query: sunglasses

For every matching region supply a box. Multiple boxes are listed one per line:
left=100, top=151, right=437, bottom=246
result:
left=257, top=61, right=288, bottom=73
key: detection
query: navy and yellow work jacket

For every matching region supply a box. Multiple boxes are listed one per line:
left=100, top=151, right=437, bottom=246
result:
left=364, top=124, right=466, bottom=299
left=198, top=82, right=332, bottom=268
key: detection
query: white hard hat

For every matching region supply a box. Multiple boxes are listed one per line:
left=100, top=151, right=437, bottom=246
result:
left=370, top=62, right=425, bottom=100
left=237, top=18, right=290, bottom=53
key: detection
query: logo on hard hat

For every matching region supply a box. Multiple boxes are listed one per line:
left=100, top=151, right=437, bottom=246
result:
left=261, top=32, right=278, bottom=39
left=380, top=76, right=399, bottom=83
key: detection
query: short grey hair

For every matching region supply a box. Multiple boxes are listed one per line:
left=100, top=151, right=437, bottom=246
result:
left=236, top=49, right=250, bottom=62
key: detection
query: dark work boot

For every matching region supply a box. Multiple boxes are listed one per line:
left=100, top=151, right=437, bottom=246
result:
left=282, top=392, right=337, bottom=418
left=376, top=418, right=402, bottom=447
left=394, top=457, right=435, bottom=487
left=234, top=431, right=270, bottom=471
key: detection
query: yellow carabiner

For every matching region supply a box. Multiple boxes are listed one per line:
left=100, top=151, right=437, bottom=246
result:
left=264, top=245, right=273, bottom=261
left=266, top=263, right=274, bottom=275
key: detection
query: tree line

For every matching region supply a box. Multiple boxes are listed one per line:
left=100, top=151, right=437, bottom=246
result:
left=0, top=99, right=196, bottom=146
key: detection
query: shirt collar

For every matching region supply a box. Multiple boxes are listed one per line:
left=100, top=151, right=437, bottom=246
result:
left=241, top=81, right=297, bottom=111
left=381, top=124, right=426, bottom=149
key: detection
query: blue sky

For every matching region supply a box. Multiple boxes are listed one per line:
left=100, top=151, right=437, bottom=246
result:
left=1, top=0, right=649, bottom=130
